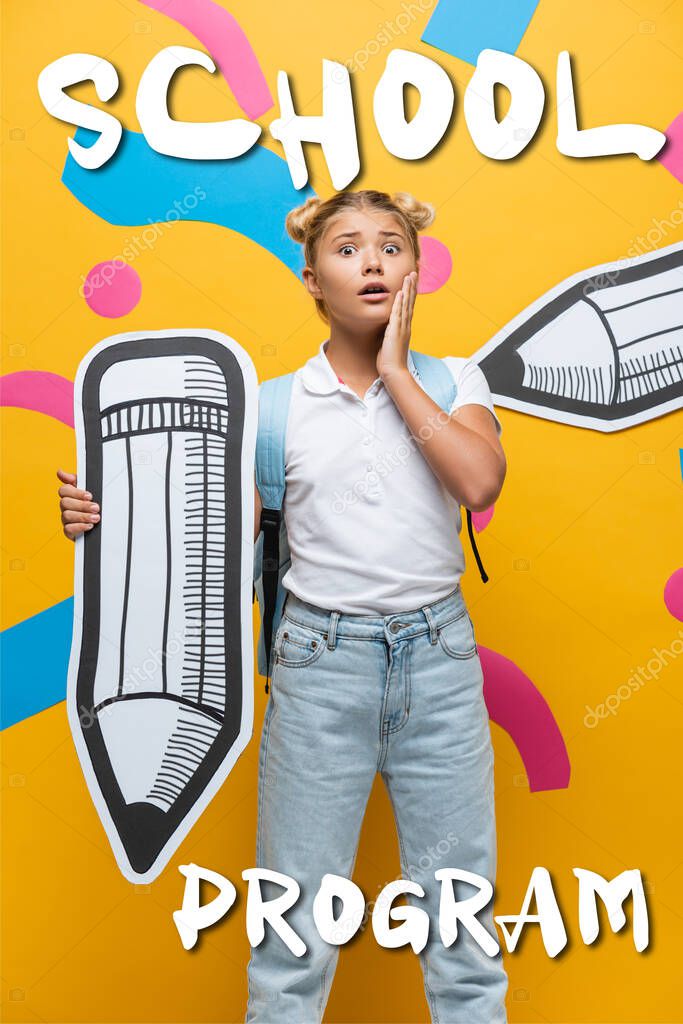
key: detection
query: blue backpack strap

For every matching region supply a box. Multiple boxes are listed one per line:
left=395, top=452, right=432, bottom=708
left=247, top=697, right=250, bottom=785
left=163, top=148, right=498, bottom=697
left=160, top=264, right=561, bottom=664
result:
left=410, top=349, right=457, bottom=413
left=255, top=373, right=295, bottom=689
left=255, top=373, right=295, bottom=510
left=410, top=350, right=489, bottom=584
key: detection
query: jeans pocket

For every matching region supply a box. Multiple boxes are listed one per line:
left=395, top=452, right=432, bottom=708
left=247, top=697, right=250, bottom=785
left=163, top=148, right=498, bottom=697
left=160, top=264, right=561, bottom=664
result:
left=274, top=616, right=327, bottom=668
left=437, top=608, right=477, bottom=660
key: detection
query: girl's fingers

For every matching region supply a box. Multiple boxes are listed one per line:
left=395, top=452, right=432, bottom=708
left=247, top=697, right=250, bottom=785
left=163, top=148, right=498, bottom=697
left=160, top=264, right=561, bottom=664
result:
left=405, top=272, right=416, bottom=320
left=408, top=274, right=417, bottom=319
left=58, top=483, right=92, bottom=501
left=64, top=522, right=93, bottom=540
left=396, top=287, right=404, bottom=324
left=61, top=509, right=100, bottom=524
left=389, top=289, right=401, bottom=329
left=57, top=470, right=97, bottom=540
left=60, top=496, right=99, bottom=513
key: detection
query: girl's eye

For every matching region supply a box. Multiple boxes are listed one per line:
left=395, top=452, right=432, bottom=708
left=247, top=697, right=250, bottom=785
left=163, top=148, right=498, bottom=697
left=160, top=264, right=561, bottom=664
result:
left=339, top=245, right=355, bottom=255
left=384, top=244, right=400, bottom=254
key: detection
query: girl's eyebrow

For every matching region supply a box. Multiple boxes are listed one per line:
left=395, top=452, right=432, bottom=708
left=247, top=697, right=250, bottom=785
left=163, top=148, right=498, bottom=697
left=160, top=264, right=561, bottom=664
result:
left=331, top=230, right=404, bottom=243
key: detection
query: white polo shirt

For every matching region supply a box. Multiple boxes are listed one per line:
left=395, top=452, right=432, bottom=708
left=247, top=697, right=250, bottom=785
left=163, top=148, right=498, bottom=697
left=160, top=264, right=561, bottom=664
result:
left=279, top=339, right=502, bottom=614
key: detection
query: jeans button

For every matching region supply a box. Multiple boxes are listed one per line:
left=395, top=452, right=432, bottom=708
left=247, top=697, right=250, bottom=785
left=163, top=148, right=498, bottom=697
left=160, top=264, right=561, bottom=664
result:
left=389, top=622, right=401, bottom=633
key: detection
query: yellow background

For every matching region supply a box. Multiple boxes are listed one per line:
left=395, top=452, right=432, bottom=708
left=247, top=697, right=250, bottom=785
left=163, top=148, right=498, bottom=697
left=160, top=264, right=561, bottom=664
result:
left=2, top=0, right=682, bottom=1020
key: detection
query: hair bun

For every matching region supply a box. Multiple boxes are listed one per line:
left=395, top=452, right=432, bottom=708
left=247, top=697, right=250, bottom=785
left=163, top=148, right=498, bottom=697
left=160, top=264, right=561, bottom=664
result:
left=390, top=191, right=435, bottom=232
left=285, top=196, right=323, bottom=244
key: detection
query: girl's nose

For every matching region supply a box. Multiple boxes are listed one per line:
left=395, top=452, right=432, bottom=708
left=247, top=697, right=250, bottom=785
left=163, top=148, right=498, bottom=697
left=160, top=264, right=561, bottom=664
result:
left=363, top=253, right=383, bottom=273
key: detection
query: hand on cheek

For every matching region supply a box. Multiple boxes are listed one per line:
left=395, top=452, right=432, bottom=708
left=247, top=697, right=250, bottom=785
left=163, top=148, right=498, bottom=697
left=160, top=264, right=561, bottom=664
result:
left=377, top=270, right=418, bottom=380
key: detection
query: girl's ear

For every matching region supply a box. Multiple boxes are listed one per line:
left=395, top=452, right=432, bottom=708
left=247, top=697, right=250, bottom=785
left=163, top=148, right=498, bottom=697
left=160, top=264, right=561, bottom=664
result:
left=302, top=265, right=324, bottom=300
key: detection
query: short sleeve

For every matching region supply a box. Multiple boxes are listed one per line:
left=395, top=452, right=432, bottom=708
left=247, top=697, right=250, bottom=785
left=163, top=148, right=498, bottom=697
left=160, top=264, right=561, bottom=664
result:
left=443, top=357, right=503, bottom=437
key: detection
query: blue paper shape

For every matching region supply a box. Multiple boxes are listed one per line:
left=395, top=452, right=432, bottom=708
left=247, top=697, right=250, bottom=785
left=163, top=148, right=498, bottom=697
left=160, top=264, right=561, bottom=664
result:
left=422, top=0, right=541, bottom=66
left=62, top=127, right=315, bottom=278
left=1, top=598, right=72, bottom=730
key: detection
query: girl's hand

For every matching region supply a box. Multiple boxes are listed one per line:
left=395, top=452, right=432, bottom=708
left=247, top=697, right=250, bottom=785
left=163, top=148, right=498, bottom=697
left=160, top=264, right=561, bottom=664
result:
left=377, top=270, right=418, bottom=381
left=57, top=468, right=100, bottom=540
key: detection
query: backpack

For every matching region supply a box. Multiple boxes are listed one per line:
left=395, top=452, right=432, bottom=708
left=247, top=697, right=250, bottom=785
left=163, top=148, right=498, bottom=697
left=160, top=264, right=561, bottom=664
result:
left=253, top=350, right=489, bottom=692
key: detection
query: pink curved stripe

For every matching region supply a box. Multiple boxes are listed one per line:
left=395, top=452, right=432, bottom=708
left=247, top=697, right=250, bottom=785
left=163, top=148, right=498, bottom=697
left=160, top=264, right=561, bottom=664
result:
left=480, top=646, right=570, bottom=792
left=0, top=372, right=74, bottom=428
left=140, top=0, right=273, bottom=121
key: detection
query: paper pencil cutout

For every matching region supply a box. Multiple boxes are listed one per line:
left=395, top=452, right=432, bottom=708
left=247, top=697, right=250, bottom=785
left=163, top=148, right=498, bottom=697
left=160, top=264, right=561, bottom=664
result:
left=68, top=330, right=257, bottom=883
left=473, top=241, right=683, bottom=431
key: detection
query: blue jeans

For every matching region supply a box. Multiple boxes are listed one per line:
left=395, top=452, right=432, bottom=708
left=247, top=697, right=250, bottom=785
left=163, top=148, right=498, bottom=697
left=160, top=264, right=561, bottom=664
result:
left=245, top=583, right=508, bottom=1023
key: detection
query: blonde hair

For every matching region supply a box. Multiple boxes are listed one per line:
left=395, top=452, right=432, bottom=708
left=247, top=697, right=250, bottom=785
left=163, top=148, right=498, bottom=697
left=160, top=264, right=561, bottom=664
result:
left=285, top=189, right=435, bottom=323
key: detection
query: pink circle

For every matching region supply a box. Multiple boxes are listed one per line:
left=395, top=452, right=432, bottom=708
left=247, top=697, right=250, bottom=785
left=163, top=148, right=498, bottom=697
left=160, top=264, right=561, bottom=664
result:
left=83, top=260, right=142, bottom=317
left=664, top=568, right=683, bottom=621
left=417, top=236, right=453, bottom=294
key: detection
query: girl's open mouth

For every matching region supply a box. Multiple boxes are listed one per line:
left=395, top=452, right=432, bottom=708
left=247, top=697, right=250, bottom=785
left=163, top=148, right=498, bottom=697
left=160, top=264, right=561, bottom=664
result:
left=358, top=282, right=391, bottom=302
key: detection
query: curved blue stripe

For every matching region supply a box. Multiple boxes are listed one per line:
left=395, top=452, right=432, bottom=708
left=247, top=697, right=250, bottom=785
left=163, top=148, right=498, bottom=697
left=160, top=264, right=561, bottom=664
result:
left=1, top=599, right=72, bottom=730
left=62, top=127, right=314, bottom=277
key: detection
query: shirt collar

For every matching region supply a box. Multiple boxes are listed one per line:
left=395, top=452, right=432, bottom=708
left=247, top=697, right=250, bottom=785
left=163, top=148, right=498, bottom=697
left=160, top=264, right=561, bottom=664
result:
left=300, top=338, right=419, bottom=396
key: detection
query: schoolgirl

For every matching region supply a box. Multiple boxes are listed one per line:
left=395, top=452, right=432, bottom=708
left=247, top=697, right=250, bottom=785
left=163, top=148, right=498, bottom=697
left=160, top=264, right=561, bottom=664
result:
left=57, top=188, right=509, bottom=1023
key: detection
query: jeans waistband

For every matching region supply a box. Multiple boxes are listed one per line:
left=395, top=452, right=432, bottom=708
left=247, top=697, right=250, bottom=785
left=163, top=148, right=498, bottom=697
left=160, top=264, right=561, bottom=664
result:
left=281, top=584, right=469, bottom=645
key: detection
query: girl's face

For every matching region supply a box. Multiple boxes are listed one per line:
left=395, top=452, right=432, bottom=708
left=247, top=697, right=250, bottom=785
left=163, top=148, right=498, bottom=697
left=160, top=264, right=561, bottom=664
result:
left=303, top=208, right=417, bottom=327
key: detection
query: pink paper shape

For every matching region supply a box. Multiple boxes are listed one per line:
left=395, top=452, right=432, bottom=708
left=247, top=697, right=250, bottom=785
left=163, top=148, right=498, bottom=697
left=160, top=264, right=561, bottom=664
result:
left=472, top=504, right=495, bottom=531
left=141, top=0, right=274, bottom=121
left=664, top=567, right=683, bottom=621
left=480, top=645, right=571, bottom=792
left=83, top=261, right=142, bottom=318
left=417, top=236, right=453, bottom=294
left=0, top=371, right=74, bottom=427
left=658, top=111, right=683, bottom=183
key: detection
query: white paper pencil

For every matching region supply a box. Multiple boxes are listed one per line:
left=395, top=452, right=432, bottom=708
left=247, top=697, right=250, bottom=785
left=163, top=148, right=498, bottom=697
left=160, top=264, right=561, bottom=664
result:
left=68, top=330, right=257, bottom=883
left=473, top=242, right=683, bottom=431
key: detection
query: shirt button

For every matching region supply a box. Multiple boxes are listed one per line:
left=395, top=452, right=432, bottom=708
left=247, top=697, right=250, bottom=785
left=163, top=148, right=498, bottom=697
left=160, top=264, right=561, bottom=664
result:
left=361, top=409, right=368, bottom=418
left=363, top=436, right=372, bottom=445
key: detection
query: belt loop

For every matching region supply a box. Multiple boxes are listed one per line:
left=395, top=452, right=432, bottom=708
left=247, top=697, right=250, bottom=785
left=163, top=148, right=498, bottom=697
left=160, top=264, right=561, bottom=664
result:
left=422, top=603, right=438, bottom=644
left=327, top=610, right=340, bottom=650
